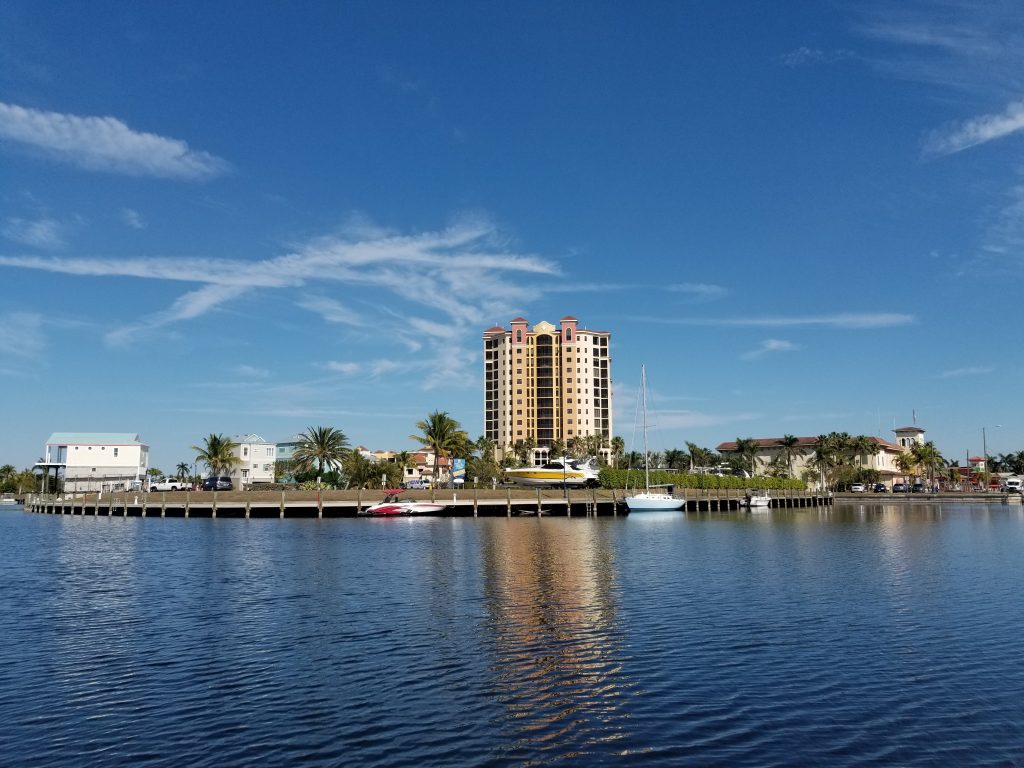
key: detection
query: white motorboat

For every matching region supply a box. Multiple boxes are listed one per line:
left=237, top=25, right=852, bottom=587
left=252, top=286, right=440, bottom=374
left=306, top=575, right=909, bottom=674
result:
left=0, top=494, right=17, bottom=506
left=625, top=365, right=685, bottom=512
left=741, top=491, right=771, bottom=508
left=358, top=492, right=447, bottom=516
left=504, top=457, right=601, bottom=488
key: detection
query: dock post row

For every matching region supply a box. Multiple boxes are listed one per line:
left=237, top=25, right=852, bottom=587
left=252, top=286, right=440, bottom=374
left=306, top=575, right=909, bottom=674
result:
left=23, top=488, right=835, bottom=518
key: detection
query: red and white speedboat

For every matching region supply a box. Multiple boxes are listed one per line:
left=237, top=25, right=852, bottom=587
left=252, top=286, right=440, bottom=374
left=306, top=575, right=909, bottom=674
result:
left=359, top=491, right=447, bottom=516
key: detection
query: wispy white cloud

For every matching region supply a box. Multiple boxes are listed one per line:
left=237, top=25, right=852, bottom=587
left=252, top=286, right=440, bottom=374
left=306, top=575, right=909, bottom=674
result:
left=740, top=339, right=799, bottom=360
left=120, top=208, right=147, bottom=229
left=234, top=364, right=270, bottom=378
left=924, top=100, right=1024, bottom=156
left=0, top=101, right=229, bottom=180
left=298, top=296, right=365, bottom=326
left=781, top=47, right=855, bottom=68
left=105, top=284, right=251, bottom=345
left=637, top=312, right=914, bottom=329
left=0, top=312, right=45, bottom=359
left=940, top=365, right=994, bottom=378
left=2, top=217, right=64, bottom=249
left=0, top=216, right=562, bottom=387
left=668, top=282, right=727, bottom=301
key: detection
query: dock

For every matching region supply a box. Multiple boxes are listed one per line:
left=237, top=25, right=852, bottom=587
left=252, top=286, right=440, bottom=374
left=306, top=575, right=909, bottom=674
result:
left=24, top=487, right=834, bottom=518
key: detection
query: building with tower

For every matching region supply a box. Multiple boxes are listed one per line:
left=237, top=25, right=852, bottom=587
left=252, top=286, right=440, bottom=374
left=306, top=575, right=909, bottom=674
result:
left=483, top=316, right=612, bottom=464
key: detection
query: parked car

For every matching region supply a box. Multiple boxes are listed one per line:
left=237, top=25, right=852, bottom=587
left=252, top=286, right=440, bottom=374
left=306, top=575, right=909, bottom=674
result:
left=850, top=483, right=867, bottom=493
left=1004, top=477, right=1023, bottom=493
left=201, top=476, right=233, bottom=491
left=148, top=477, right=185, bottom=492
left=892, top=483, right=909, bottom=493
left=911, top=482, right=926, bottom=493
left=872, top=483, right=888, bottom=493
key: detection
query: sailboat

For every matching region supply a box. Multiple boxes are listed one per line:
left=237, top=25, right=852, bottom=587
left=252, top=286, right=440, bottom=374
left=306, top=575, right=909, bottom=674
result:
left=625, top=366, right=686, bottom=512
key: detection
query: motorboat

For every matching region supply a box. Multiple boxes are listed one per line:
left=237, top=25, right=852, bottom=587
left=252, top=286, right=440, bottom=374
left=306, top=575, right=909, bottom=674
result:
left=504, top=457, right=600, bottom=488
left=358, top=491, right=447, bottom=516
left=0, top=494, right=17, bottom=506
left=741, top=491, right=771, bottom=508
left=625, top=366, right=685, bottom=512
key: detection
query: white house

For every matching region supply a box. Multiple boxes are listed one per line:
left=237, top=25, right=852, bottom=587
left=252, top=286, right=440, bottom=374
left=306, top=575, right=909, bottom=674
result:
left=37, top=432, right=149, bottom=492
left=228, top=434, right=276, bottom=488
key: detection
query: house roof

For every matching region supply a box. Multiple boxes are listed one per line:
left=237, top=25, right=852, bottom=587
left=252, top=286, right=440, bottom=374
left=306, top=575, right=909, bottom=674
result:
left=47, top=432, right=144, bottom=446
left=233, top=433, right=267, bottom=444
left=483, top=325, right=506, bottom=334
left=560, top=315, right=578, bottom=322
left=893, top=426, right=925, bottom=433
left=510, top=316, right=528, bottom=323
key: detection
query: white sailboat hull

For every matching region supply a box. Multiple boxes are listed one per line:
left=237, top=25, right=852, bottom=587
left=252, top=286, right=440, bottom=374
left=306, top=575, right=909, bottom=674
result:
left=625, top=492, right=685, bottom=512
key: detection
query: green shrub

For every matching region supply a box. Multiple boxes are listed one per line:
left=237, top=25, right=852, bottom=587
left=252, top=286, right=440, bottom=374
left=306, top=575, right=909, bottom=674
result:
left=599, top=467, right=805, bottom=491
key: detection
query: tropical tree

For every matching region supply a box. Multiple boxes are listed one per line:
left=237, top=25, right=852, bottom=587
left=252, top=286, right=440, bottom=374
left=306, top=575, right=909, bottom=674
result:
left=610, top=436, right=625, bottom=467
left=663, top=448, right=686, bottom=470
left=548, top=438, right=567, bottom=460
left=894, top=450, right=918, bottom=480
left=342, top=450, right=379, bottom=489
left=911, top=441, right=944, bottom=484
left=686, top=442, right=717, bottom=471
left=291, top=426, right=350, bottom=480
left=733, top=437, right=760, bottom=476
left=776, top=435, right=801, bottom=478
left=192, top=434, right=241, bottom=476
left=410, top=411, right=469, bottom=488
left=175, top=462, right=191, bottom=481
left=511, top=436, right=537, bottom=466
left=623, top=451, right=645, bottom=470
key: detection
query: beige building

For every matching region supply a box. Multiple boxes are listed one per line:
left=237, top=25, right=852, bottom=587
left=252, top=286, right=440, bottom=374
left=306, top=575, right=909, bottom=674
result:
left=716, top=434, right=911, bottom=489
left=483, top=316, right=612, bottom=463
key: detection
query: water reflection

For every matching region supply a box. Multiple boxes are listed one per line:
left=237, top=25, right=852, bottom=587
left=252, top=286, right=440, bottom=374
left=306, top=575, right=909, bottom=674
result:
left=479, top=519, right=630, bottom=759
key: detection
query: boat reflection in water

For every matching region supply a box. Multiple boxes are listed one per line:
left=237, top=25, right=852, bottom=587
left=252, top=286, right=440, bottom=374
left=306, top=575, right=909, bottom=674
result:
left=479, top=519, right=631, bottom=759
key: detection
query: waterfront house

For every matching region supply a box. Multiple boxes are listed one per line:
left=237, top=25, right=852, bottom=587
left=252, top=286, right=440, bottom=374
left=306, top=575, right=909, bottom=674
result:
left=36, top=432, right=149, bottom=493
left=716, top=434, right=909, bottom=489
left=229, top=434, right=275, bottom=489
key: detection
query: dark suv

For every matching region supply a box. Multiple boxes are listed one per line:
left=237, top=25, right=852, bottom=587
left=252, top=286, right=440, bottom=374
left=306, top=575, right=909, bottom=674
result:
left=892, top=483, right=908, bottom=493
left=201, top=476, right=233, bottom=491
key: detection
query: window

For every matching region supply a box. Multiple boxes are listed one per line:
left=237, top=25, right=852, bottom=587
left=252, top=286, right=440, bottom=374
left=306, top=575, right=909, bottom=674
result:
left=243, top=447, right=248, bottom=458
left=113, top=448, right=119, bottom=457
left=242, top=469, right=249, bottom=477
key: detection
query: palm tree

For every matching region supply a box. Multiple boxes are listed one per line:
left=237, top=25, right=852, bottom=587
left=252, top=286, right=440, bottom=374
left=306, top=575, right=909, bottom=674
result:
left=733, top=437, right=760, bottom=477
left=776, top=435, right=801, bottom=478
left=610, top=436, right=625, bottom=467
left=175, top=462, right=190, bottom=481
left=291, top=426, right=350, bottom=480
left=663, top=448, right=686, bottom=470
left=410, top=411, right=468, bottom=488
left=911, top=441, right=944, bottom=485
left=192, top=434, right=241, bottom=475
left=686, top=441, right=716, bottom=471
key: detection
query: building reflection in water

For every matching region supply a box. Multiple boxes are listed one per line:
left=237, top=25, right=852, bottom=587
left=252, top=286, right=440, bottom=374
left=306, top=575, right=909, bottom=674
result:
left=478, top=518, right=632, bottom=758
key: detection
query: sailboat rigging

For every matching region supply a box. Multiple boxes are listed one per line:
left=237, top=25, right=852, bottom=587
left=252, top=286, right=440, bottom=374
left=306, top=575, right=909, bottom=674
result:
left=624, top=365, right=685, bottom=512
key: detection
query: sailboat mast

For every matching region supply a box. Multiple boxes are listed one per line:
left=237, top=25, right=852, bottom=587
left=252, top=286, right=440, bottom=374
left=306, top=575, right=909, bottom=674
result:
left=641, top=365, right=650, bottom=492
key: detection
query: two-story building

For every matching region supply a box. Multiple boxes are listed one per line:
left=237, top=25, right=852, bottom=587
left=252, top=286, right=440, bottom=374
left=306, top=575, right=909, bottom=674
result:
left=36, top=432, right=149, bottom=492
left=228, top=434, right=276, bottom=489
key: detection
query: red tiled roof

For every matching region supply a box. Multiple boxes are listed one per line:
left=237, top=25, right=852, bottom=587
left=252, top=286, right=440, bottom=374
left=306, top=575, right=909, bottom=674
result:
left=894, top=426, right=925, bottom=432
left=510, top=317, right=528, bottom=323
left=560, top=315, right=578, bottom=322
left=483, top=326, right=505, bottom=334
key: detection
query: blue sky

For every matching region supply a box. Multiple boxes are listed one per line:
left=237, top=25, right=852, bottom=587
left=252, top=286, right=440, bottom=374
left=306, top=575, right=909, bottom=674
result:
left=1, top=1, right=1022, bottom=472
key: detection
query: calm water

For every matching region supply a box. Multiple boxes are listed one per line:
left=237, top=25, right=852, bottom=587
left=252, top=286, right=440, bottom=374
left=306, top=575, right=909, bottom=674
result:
left=2, top=504, right=1023, bottom=767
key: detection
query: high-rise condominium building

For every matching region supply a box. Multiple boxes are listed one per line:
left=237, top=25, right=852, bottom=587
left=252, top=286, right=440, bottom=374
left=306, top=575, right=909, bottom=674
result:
left=483, top=316, right=612, bottom=463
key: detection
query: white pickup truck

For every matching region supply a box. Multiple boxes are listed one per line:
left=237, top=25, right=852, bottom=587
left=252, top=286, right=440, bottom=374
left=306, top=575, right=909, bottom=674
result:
left=148, top=477, right=187, bottom=492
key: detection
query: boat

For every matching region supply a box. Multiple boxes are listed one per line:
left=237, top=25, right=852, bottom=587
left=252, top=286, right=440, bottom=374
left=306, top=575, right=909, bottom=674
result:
left=358, top=491, right=448, bottom=516
left=0, top=494, right=17, bottom=506
left=740, top=491, right=771, bottom=508
left=625, top=366, right=685, bottom=512
left=504, top=457, right=601, bottom=488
